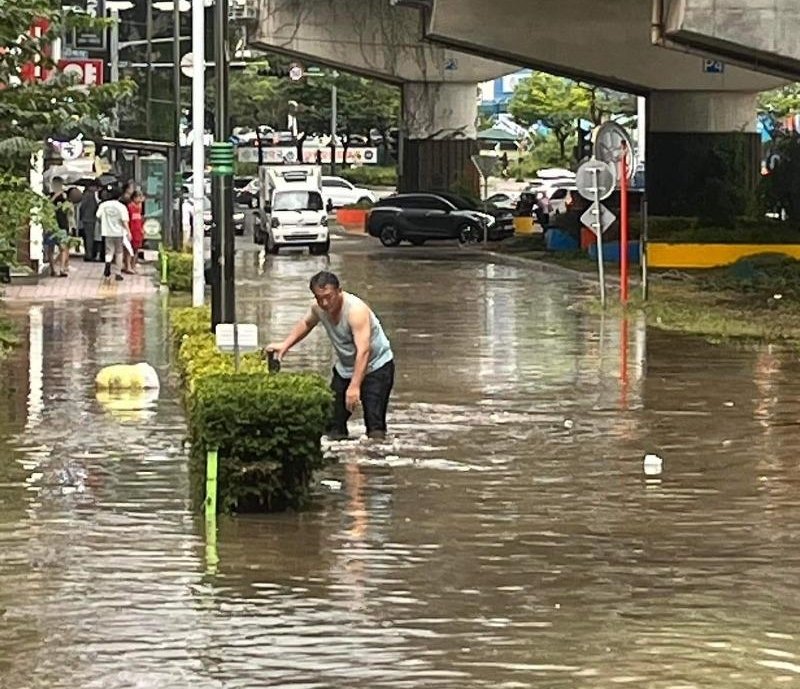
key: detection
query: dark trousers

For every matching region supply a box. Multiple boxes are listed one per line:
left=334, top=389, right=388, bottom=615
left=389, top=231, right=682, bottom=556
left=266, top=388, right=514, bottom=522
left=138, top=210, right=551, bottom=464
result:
left=330, top=359, right=395, bottom=438
left=82, top=223, right=96, bottom=260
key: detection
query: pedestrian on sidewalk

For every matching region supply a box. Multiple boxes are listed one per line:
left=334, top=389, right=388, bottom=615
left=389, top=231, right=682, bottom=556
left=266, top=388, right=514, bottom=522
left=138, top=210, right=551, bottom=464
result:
left=79, top=180, right=101, bottom=262
left=96, top=185, right=131, bottom=282
left=125, top=190, right=145, bottom=273
left=65, top=185, right=82, bottom=263
left=266, top=270, right=395, bottom=440
left=48, top=177, right=70, bottom=277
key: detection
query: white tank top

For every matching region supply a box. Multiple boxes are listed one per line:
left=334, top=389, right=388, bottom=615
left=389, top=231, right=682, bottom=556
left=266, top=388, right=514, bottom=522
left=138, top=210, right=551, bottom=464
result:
left=312, top=292, right=393, bottom=378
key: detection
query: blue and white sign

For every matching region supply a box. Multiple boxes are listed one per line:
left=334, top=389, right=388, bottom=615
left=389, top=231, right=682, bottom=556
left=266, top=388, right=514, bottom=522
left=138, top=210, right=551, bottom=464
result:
left=703, top=59, right=725, bottom=74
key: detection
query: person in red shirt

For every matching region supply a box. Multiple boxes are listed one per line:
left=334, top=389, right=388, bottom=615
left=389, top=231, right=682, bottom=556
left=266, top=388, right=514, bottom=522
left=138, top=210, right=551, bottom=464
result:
left=125, top=190, right=145, bottom=273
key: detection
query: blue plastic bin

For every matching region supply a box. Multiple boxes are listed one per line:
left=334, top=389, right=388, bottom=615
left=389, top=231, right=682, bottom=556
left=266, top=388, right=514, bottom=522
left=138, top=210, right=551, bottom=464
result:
left=588, top=241, right=640, bottom=264
left=545, top=229, right=579, bottom=252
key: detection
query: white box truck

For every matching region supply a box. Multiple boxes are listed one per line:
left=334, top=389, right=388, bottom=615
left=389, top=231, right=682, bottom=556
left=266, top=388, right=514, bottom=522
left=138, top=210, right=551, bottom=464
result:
left=256, top=165, right=329, bottom=255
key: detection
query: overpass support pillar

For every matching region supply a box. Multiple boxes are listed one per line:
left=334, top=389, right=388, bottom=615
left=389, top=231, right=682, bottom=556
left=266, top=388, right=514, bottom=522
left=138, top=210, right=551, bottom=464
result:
left=399, top=82, right=480, bottom=195
left=647, top=91, right=761, bottom=219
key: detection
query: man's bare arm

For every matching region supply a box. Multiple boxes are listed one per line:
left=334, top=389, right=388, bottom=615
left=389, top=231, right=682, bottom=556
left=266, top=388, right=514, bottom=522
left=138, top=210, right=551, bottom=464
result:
left=266, top=309, right=320, bottom=359
left=345, top=305, right=371, bottom=410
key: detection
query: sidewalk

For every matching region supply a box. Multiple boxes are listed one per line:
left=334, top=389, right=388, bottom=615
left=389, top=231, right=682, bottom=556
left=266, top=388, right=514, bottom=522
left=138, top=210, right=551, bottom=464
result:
left=3, top=259, right=158, bottom=302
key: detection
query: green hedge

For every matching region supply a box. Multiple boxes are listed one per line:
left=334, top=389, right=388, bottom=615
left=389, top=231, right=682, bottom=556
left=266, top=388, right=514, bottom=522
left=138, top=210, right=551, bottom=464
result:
left=165, top=250, right=193, bottom=292
left=637, top=216, right=800, bottom=244
left=190, top=372, right=333, bottom=512
left=339, top=165, right=397, bottom=187
left=699, top=254, right=800, bottom=298
left=171, top=305, right=211, bottom=345
left=170, top=307, right=333, bottom=513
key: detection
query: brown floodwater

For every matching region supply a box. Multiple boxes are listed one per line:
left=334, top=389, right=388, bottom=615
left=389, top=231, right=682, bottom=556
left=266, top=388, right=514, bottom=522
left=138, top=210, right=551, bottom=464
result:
left=1, top=238, right=799, bottom=688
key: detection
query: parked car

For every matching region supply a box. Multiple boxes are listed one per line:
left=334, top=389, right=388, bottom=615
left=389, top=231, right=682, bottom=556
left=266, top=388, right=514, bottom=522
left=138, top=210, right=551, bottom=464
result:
left=235, top=176, right=259, bottom=209
left=182, top=191, right=246, bottom=236
left=548, top=186, right=578, bottom=216
left=321, top=176, right=376, bottom=212
left=485, top=192, right=520, bottom=211
left=366, top=192, right=514, bottom=247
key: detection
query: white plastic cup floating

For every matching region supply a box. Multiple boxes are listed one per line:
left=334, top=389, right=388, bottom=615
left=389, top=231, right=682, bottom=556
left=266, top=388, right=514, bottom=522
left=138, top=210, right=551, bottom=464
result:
left=643, top=453, right=663, bottom=476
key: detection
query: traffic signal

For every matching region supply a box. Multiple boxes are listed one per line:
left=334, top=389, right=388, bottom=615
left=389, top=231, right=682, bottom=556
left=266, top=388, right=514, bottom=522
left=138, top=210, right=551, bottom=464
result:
left=209, top=142, right=235, bottom=176
left=575, top=123, right=593, bottom=162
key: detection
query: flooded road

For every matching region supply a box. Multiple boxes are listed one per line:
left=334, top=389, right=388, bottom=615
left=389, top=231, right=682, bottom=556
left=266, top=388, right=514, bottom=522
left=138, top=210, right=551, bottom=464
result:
left=1, top=235, right=800, bottom=688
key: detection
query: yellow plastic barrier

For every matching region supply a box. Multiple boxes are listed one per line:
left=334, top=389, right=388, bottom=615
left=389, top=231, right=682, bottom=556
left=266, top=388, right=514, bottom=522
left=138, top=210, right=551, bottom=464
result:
left=513, top=216, right=536, bottom=235
left=95, top=363, right=160, bottom=390
left=647, top=243, right=800, bottom=269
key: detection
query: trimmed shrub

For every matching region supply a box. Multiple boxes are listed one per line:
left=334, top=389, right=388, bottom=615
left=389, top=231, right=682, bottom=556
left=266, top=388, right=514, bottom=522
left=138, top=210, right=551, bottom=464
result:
left=165, top=250, right=192, bottom=292
left=189, top=372, right=333, bottom=512
left=632, top=216, right=800, bottom=244
left=700, top=254, right=800, bottom=298
left=170, top=306, right=333, bottom=513
left=178, top=332, right=266, bottom=392
left=171, top=305, right=211, bottom=346
left=339, top=165, right=397, bottom=187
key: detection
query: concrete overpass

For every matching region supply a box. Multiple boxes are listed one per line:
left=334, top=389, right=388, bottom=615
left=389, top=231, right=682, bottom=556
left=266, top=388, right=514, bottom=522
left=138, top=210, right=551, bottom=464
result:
left=252, top=0, right=793, bottom=215
left=250, top=0, right=516, bottom=193
left=655, top=0, right=800, bottom=80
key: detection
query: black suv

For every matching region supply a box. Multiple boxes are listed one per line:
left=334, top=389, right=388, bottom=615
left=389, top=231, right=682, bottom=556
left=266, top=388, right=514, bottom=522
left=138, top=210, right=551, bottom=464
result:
left=366, top=192, right=514, bottom=247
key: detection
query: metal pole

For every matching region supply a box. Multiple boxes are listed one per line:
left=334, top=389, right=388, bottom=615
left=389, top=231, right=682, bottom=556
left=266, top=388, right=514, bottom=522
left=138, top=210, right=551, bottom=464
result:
left=173, top=0, right=182, bottom=250
left=109, top=7, right=120, bottom=140
left=192, top=0, right=206, bottom=307
left=109, top=8, right=119, bottom=83
left=637, top=96, right=647, bottom=165
left=330, top=83, right=337, bottom=174
left=145, top=0, right=153, bottom=138
left=592, top=166, right=606, bottom=307
left=164, top=150, right=174, bottom=253
left=620, top=142, right=629, bottom=304
left=641, top=198, right=649, bottom=301
left=211, top=0, right=234, bottom=328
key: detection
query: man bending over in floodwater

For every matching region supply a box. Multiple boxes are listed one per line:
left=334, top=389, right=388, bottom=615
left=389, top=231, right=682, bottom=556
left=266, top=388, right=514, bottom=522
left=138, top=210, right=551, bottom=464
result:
left=266, top=271, right=395, bottom=440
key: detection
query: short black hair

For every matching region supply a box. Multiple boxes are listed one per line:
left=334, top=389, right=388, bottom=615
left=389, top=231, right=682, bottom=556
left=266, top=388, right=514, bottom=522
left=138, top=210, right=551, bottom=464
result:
left=103, top=183, right=122, bottom=201
left=309, top=270, right=340, bottom=291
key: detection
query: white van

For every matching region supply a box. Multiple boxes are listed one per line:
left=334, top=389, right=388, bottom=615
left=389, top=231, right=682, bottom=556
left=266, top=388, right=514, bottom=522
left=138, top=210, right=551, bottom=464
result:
left=257, top=165, right=329, bottom=255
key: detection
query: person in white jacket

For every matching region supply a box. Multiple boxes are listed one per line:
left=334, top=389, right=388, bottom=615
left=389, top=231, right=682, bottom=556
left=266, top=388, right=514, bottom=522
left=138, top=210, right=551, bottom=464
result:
left=96, top=185, right=132, bottom=282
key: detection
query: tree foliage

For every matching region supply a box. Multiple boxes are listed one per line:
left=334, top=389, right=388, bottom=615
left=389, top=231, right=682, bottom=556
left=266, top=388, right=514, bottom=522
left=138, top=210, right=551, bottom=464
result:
left=509, top=72, right=634, bottom=164
left=0, top=1, right=135, bottom=266
left=758, top=84, right=800, bottom=119
left=226, top=58, right=399, bottom=154
left=0, top=0, right=135, bottom=174
left=760, top=130, right=800, bottom=224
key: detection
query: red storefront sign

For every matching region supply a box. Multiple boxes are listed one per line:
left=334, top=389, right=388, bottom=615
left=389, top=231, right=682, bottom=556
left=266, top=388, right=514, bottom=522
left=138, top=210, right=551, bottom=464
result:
left=19, top=18, right=52, bottom=83
left=58, top=59, right=105, bottom=86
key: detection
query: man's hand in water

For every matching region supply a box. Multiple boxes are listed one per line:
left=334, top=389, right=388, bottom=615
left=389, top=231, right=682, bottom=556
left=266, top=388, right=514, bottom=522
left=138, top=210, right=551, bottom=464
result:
left=345, top=384, right=360, bottom=412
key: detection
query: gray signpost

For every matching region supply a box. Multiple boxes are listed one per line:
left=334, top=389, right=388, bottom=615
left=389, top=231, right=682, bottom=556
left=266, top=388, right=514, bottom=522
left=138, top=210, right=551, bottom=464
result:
left=576, top=159, right=616, bottom=306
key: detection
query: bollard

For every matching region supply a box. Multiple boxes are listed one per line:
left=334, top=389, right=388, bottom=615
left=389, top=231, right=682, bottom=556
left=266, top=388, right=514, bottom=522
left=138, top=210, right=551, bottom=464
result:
left=204, top=448, right=219, bottom=573
left=159, top=244, right=168, bottom=285
left=205, top=448, right=218, bottom=517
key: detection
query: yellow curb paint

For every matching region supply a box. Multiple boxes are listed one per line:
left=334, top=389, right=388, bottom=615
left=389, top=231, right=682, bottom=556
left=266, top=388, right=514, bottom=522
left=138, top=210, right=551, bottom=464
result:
left=648, top=243, right=800, bottom=269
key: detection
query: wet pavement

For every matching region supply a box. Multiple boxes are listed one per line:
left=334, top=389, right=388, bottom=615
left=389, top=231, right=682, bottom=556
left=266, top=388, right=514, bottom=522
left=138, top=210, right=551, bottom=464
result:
left=3, top=257, right=158, bottom=302
left=1, top=235, right=800, bottom=688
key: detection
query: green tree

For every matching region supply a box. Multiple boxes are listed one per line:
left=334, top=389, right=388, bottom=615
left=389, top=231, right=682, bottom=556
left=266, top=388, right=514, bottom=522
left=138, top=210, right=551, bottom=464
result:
left=509, top=73, right=635, bottom=164
left=0, top=0, right=134, bottom=265
left=227, top=65, right=282, bottom=130
left=0, top=2, right=134, bottom=173
left=509, top=73, right=589, bottom=162
left=334, top=72, right=399, bottom=160
left=581, top=84, right=636, bottom=125
left=223, top=57, right=400, bottom=161
left=758, top=84, right=800, bottom=119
